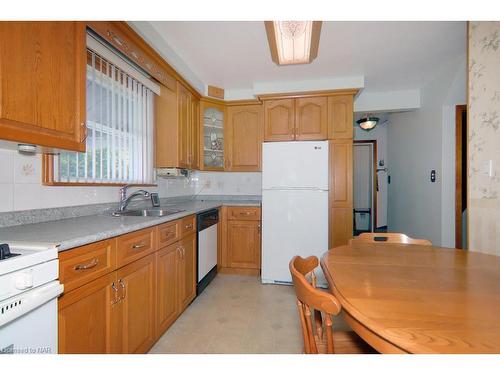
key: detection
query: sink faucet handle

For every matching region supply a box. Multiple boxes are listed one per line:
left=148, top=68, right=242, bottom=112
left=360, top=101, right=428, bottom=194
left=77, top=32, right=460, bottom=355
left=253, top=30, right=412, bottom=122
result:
left=119, top=185, right=132, bottom=199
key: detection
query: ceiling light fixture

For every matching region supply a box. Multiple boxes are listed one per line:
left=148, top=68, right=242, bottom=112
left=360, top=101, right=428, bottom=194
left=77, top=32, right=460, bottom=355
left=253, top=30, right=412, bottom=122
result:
left=265, top=21, right=322, bottom=65
left=356, top=115, right=380, bottom=131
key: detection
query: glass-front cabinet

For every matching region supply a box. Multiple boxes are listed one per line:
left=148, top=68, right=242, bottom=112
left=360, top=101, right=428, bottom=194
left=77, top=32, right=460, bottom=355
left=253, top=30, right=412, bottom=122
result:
left=200, top=100, right=225, bottom=170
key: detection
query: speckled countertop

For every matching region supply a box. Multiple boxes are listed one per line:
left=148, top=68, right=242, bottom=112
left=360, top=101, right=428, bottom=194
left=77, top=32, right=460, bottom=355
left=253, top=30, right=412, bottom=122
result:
left=0, top=197, right=260, bottom=252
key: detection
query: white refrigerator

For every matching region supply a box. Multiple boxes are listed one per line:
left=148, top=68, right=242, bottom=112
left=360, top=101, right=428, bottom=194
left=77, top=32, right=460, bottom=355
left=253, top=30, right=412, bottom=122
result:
left=261, top=141, right=329, bottom=285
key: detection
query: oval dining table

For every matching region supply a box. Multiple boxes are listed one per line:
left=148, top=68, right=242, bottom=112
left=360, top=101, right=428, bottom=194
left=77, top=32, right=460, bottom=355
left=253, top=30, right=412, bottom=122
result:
left=320, top=242, right=500, bottom=354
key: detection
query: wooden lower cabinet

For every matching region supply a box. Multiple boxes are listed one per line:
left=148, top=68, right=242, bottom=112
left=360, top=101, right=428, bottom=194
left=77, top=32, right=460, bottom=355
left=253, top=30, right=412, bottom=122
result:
left=227, top=221, right=261, bottom=269
left=116, top=254, right=156, bottom=354
left=156, top=243, right=179, bottom=336
left=178, top=233, right=197, bottom=311
left=58, top=273, right=119, bottom=354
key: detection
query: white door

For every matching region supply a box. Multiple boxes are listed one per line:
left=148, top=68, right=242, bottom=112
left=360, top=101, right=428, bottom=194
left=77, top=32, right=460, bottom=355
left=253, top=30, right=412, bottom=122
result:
left=262, top=141, right=329, bottom=189
left=261, top=189, right=329, bottom=285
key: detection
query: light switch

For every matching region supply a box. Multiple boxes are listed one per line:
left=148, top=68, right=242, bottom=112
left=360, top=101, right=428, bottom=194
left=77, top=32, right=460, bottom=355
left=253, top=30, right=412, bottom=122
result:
left=481, top=160, right=493, bottom=177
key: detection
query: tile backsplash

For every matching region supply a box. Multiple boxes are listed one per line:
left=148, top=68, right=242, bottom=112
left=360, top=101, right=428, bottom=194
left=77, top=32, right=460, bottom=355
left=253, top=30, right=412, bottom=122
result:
left=0, top=148, right=262, bottom=213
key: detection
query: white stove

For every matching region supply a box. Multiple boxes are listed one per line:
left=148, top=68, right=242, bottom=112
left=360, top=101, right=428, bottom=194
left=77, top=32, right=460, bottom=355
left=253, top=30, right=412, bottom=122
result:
left=0, top=241, right=63, bottom=354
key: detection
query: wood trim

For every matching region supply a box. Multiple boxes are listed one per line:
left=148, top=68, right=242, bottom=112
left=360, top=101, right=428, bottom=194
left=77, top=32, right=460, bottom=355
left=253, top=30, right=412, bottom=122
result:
left=86, top=22, right=199, bottom=98
left=258, top=89, right=359, bottom=101
left=309, top=22, right=322, bottom=62
left=218, top=267, right=260, bottom=276
left=224, top=99, right=262, bottom=106
left=455, top=104, right=467, bottom=249
left=207, top=85, right=224, bottom=99
left=42, top=154, right=157, bottom=187
left=354, top=140, right=378, bottom=230
left=264, top=22, right=280, bottom=65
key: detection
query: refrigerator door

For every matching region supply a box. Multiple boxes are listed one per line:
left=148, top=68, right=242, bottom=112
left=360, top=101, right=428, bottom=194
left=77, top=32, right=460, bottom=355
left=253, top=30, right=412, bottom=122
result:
left=262, top=141, right=329, bottom=190
left=261, top=189, right=329, bottom=285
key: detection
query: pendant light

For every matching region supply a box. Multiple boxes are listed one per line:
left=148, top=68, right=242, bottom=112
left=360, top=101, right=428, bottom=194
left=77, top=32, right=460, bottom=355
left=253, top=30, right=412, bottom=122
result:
left=356, top=115, right=380, bottom=131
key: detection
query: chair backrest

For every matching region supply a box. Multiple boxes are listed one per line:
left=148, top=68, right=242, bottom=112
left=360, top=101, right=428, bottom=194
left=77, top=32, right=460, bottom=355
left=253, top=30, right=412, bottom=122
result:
left=289, top=255, right=341, bottom=354
left=349, top=232, right=432, bottom=246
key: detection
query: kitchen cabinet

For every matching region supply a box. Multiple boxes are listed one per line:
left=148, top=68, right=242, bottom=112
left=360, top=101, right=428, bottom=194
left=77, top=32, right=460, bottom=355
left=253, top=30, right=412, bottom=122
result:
left=264, top=99, right=295, bottom=141
left=178, top=233, right=197, bottom=311
left=220, top=206, right=261, bottom=274
left=155, top=82, right=198, bottom=169
left=264, top=97, right=327, bottom=141
left=328, top=95, right=354, bottom=139
left=295, top=97, right=328, bottom=140
left=58, top=215, right=197, bottom=354
left=116, top=254, right=156, bottom=354
left=200, top=100, right=225, bottom=170
left=226, top=104, right=263, bottom=171
left=329, top=140, right=353, bottom=248
left=227, top=221, right=261, bottom=269
left=156, top=243, right=179, bottom=336
left=58, top=273, right=119, bottom=354
left=0, top=21, right=87, bottom=152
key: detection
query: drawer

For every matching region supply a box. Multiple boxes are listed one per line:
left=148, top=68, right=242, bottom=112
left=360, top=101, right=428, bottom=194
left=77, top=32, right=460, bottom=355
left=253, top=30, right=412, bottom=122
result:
left=158, top=220, right=180, bottom=248
left=180, top=215, right=196, bottom=238
left=117, top=227, right=156, bottom=268
left=59, top=239, right=117, bottom=293
left=227, top=206, right=261, bottom=221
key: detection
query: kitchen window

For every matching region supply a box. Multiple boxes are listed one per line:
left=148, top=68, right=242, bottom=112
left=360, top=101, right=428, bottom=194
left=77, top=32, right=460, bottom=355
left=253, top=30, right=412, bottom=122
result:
left=44, top=34, right=159, bottom=185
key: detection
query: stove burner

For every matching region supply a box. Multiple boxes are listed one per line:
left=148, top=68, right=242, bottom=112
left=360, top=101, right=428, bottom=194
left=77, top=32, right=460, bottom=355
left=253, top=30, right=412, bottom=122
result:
left=0, top=243, right=20, bottom=260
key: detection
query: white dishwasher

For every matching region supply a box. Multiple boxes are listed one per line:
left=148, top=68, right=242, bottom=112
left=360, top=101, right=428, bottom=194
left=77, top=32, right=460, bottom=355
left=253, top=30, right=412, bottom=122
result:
left=196, top=209, right=219, bottom=295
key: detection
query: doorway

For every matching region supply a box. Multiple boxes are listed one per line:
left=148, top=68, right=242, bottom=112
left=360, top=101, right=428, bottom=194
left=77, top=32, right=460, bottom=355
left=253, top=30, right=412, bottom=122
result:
left=353, top=140, right=377, bottom=235
left=455, top=105, right=467, bottom=249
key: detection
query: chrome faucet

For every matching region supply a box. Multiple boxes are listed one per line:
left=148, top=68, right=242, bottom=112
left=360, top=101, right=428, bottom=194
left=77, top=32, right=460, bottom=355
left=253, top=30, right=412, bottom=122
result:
left=116, top=185, right=151, bottom=213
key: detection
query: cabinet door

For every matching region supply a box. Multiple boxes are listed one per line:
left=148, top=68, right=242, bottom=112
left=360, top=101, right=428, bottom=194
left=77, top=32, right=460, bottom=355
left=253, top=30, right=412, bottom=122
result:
left=295, top=97, right=328, bottom=140
left=0, top=21, right=86, bottom=152
left=264, top=99, right=295, bottom=141
left=155, top=85, right=179, bottom=168
left=201, top=101, right=225, bottom=171
left=327, top=95, right=354, bottom=139
left=226, top=105, right=263, bottom=171
left=178, top=83, right=192, bottom=168
left=156, top=243, right=179, bottom=337
left=58, top=273, right=119, bottom=354
left=329, top=140, right=353, bottom=248
left=116, top=254, right=156, bottom=354
left=178, top=233, right=197, bottom=311
left=191, top=97, right=200, bottom=170
left=227, top=220, right=261, bottom=269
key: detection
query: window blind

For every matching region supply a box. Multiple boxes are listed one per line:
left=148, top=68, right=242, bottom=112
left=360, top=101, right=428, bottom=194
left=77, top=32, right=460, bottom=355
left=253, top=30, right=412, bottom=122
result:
left=55, top=47, right=155, bottom=184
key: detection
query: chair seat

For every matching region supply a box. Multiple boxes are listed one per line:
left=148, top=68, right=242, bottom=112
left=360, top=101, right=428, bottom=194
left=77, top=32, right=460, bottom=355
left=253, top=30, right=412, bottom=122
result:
left=314, top=330, right=377, bottom=354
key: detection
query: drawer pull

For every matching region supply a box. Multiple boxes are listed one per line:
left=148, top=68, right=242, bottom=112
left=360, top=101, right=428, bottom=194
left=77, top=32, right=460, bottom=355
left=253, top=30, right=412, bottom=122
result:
left=132, top=243, right=146, bottom=249
left=240, top=211, right=252, bottom=216
left=119, top=279, right=126, bottom=300
left=185, top=223, right=193, bottom=230
left=111, top=282, right=120, bottom=305
left=74, top=258, right=99, bottom=271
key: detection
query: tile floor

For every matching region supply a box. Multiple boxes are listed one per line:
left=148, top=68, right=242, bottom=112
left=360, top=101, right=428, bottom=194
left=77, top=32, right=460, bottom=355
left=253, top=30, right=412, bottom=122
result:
left=149, top=274, right=349, bottom=354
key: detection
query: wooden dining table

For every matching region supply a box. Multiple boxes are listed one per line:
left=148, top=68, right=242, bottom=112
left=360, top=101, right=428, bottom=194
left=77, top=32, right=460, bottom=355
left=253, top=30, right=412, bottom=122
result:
left=320, top=242, right=500, bottom=354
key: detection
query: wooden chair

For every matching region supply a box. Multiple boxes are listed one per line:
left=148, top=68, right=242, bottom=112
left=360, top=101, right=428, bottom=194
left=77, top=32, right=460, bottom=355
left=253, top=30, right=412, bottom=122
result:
left=289, top=255, right=376, bottom=354
left=349, top=232, right=432, bottom=246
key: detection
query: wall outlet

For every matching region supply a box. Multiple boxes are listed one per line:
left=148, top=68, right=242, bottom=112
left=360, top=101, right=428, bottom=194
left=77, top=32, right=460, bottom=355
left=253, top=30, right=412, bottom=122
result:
left=481, top=160, right=493, bottom=177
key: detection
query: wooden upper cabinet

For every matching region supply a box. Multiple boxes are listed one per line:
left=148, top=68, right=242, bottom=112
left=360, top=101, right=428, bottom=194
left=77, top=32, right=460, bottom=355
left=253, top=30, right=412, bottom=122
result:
left=178, top=83, right=192, bottom=168
left=0, top=21, right=87, bottom=151
left=155, top=85, right=179, bottom=168
left=328, top=95, right=354, bottom=139
left=295, top=97, right=327, bottom=140
left=200, top=100, right=225, bottom=171
left=191, top=97, right=200, bottom=170
left=226, top=105, right=263, bottom=171
left=264, top=99, right=295, bottom=141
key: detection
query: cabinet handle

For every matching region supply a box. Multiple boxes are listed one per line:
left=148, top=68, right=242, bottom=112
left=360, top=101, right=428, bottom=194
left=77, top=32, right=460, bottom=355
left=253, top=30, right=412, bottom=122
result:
left=240, top=211, right=252, bottom=216
left=80, top=122, right=88, bottom=143
left=257, top=224, right=261, bottom=233
left=111, top=282, right=120, bottom=305
left=177, top=246, right=182, bottom=259
left=119, top=279, right=126, bottom=301
left=185, top=223, right=193, bottom=230
left=132, top=242, right=146, bottom=249
left=74, top=258, right=99, bottom=271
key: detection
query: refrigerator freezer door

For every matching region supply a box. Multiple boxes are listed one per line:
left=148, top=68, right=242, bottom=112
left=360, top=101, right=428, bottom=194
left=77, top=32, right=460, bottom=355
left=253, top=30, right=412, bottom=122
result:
left=262, top=141, right=329, bottom=190
left=261, top=189, right=329, bottom=285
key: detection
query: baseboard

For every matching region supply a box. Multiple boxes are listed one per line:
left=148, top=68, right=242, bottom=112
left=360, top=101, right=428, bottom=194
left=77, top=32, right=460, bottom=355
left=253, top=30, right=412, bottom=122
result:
left=218, top=267, right=260, bottom=276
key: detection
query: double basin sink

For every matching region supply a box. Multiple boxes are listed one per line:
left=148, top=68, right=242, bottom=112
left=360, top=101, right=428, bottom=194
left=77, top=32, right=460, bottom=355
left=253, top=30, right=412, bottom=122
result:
left=112, top=208, right=185, bottom=217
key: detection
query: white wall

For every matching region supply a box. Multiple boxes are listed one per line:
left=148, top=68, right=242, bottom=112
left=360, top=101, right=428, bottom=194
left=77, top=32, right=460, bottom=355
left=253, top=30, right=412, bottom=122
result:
left=191, top=171, right=262, bottom=196
left=386, top=56, right=466, bottom=246
left=354, top=118, right=389, bottom=228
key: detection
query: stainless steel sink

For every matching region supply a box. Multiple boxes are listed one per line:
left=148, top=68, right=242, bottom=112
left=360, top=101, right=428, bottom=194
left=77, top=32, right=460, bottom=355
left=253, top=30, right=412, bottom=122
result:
left=112, top=208, right=184, bottom=217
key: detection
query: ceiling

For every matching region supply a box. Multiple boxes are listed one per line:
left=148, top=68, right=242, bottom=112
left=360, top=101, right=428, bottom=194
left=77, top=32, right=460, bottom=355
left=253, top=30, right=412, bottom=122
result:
left=132, top=21, right=466, bottom=95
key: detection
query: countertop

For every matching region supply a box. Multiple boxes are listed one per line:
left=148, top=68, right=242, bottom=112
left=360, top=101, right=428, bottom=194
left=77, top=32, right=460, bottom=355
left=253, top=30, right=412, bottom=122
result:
left=0, top=199, right=260, bottom=252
